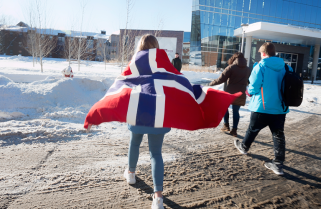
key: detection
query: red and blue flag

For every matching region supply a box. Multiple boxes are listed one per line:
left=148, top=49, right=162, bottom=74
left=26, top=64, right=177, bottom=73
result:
left=84, top=48, right=241, bottom=130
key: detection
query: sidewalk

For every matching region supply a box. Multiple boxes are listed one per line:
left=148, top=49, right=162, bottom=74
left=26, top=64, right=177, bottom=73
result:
left=4, top=115, right=321, bottom=209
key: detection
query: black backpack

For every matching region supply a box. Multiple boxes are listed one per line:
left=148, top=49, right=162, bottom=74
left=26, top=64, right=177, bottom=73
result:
left=280, top=64, right=304, bottom=112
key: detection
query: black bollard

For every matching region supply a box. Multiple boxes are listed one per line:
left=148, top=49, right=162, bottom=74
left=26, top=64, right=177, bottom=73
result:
left=311, top=76, right=314, bottom=84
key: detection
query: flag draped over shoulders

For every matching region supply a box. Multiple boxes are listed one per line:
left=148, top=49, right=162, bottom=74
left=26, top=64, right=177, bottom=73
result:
left=84, top=48, right=241, bottom=131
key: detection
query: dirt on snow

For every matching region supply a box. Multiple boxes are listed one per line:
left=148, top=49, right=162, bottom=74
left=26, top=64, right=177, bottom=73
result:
left=1, top=115, right=321, bottom=209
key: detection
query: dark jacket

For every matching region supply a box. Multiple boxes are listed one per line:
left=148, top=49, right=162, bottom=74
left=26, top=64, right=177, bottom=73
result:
left=171, top=57, right=182, bottom=72
left=209, top=58, right=251, bottom=106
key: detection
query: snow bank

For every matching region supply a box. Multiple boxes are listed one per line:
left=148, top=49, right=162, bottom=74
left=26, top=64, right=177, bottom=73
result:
left=0, top=75, right=114, bottom=123
left=183, top=71, right=220, bottom=84
left=0, top=55, right=120, bottom=83
left=2, top=54, right=319, bottom=129
left=0, top=75, right=13, bottom=86
left=0, top=111, right=25, bottom=119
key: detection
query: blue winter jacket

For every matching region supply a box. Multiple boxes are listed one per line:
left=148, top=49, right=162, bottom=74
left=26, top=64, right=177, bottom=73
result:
left=248, top=57, right=293, bottom=114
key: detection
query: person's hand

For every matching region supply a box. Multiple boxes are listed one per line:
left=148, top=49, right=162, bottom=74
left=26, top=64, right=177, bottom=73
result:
left=245, top=89, right=252, bottom=97
left=86, top=124, right=92, bottom=133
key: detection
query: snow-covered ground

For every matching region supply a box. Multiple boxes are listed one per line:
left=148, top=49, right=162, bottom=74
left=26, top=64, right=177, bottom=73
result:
left=1, top=55, right=321, bottom=196
left=1, top=54, right=320, bottom=146
left=0, top=55, right=221, bottom=139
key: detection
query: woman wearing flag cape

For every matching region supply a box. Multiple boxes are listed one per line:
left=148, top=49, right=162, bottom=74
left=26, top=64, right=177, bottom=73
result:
left=84, top=34, right=241, bottom=209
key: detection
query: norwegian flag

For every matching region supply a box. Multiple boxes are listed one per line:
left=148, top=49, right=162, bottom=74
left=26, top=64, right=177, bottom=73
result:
left=84, top=48, right=241, bottom=131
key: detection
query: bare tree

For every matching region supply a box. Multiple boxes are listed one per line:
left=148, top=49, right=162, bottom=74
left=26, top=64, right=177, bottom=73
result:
left=64, top=32, right=78, bottom=66
left=96, top=38, right=109, bottom=70
left=0, top=3, right=4, bottom=54
left=74, top=35, right=96, bottom=70
left=34, top=0, right=56, bottom=72
left=75, top=0, right=89, bottom=71
left=73, top=0, right=97, bottom=71
left=23, top=1, right=38, bottom=66
left=0, top=13, right=9, bottom=54
left=120, top=0, right=135, bottom=72
left=24, top=28, right=38, bottom=66
left=36, top=31, right=57, bottom=72
left=0, top=25, right=5, bottom=55
left=0, top=15, right=16, bottom=27
left=154, top=16, right=164, bottom=38
left=121, top=30, right=139, bottom=63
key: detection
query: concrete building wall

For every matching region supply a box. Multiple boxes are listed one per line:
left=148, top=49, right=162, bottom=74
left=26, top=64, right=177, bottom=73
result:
left=107, top=34, right=119, bottom=60
left=119, top=29, right=184, bottom=62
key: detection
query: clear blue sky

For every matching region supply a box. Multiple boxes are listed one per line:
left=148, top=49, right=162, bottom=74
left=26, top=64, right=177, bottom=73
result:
left=0, top=0, right=192, bottom=34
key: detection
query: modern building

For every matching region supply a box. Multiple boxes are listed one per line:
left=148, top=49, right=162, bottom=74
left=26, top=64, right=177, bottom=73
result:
left=183, top=32, right=191, bottom=43
left=190, top=0, right=321, bottom=80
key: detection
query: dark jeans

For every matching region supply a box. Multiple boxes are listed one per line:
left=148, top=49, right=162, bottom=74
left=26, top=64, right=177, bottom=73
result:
left=242, top=112, right=286, bottom=164
left=224, top=105, right=241, bottom=129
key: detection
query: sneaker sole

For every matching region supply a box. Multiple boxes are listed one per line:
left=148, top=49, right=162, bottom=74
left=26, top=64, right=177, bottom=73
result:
left=234, top=140, right=247, bottom=155
left=264, top=164, right=284, bottom=175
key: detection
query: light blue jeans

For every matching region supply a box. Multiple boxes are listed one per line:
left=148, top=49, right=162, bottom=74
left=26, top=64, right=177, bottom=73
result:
left=128, top=132, right=164, bottom=192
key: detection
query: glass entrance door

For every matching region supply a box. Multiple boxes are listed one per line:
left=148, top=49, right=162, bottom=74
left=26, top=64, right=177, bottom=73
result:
left=276, top=52, right=298, bottom=72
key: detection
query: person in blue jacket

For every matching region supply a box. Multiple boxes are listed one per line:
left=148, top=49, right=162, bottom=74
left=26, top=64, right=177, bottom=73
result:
left=234, top=42, right=293, bottom=175
left=123, top=34, right=170, bottom=209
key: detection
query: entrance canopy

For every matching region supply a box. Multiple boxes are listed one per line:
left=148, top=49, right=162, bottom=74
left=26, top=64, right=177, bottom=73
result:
left=234, top=22, right=321, bottom=45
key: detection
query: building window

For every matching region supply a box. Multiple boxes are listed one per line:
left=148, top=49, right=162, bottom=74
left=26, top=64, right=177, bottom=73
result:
left=9, top=50, right=13, bottom=55
left=19, top=42, right=22, bottom=47
left=58, top=37, right=65, bottom=45
left=87, top=39, right=94, bottom=48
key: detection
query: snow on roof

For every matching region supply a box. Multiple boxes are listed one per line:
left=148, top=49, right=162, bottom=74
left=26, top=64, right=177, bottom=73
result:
left=111, top=30, right=120, bottom=35
left=3, top=25, right=109, bottom=39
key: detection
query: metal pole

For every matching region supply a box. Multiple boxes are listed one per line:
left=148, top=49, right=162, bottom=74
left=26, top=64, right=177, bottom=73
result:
left=241, top=29, right=245, bottom=53
left=240, top=24, right=248, bottom=53
left=245, top=36, right=252, bottom=66
left=312, top=44, right=320, bottom=82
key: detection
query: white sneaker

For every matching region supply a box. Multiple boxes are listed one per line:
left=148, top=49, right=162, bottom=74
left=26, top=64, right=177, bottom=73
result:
left=123, top=169, right=136, bottom=184
left=151, top=195, right=164, bottom=209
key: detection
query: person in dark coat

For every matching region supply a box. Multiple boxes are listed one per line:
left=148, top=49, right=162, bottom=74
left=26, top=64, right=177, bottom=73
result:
left=209, top=52, right=251, bottom=137
left=171, top=53, right=182, bottom=72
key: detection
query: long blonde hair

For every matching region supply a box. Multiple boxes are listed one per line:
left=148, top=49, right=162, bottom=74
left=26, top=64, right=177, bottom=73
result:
left=136, top=34, right=159, bottom=52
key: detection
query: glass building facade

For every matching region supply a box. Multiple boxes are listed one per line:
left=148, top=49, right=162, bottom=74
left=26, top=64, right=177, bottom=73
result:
left=184, top=32, right=191, bottom=43
left=190, top=0, right=321, bottom=77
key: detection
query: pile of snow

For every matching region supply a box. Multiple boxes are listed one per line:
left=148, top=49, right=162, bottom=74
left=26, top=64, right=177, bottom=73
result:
left=184, top=71, right=220, bottom=84
left=0, top=111, right=25, bottom=119
left=0, top=55, right=121, bottom=83
left=0, top=75, right=14, bottom=86
left=1, top=54, right=320, bottom=135
left=0, top=55, right=222, bottom=126
left=0, top=75, right=114, bottom=123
